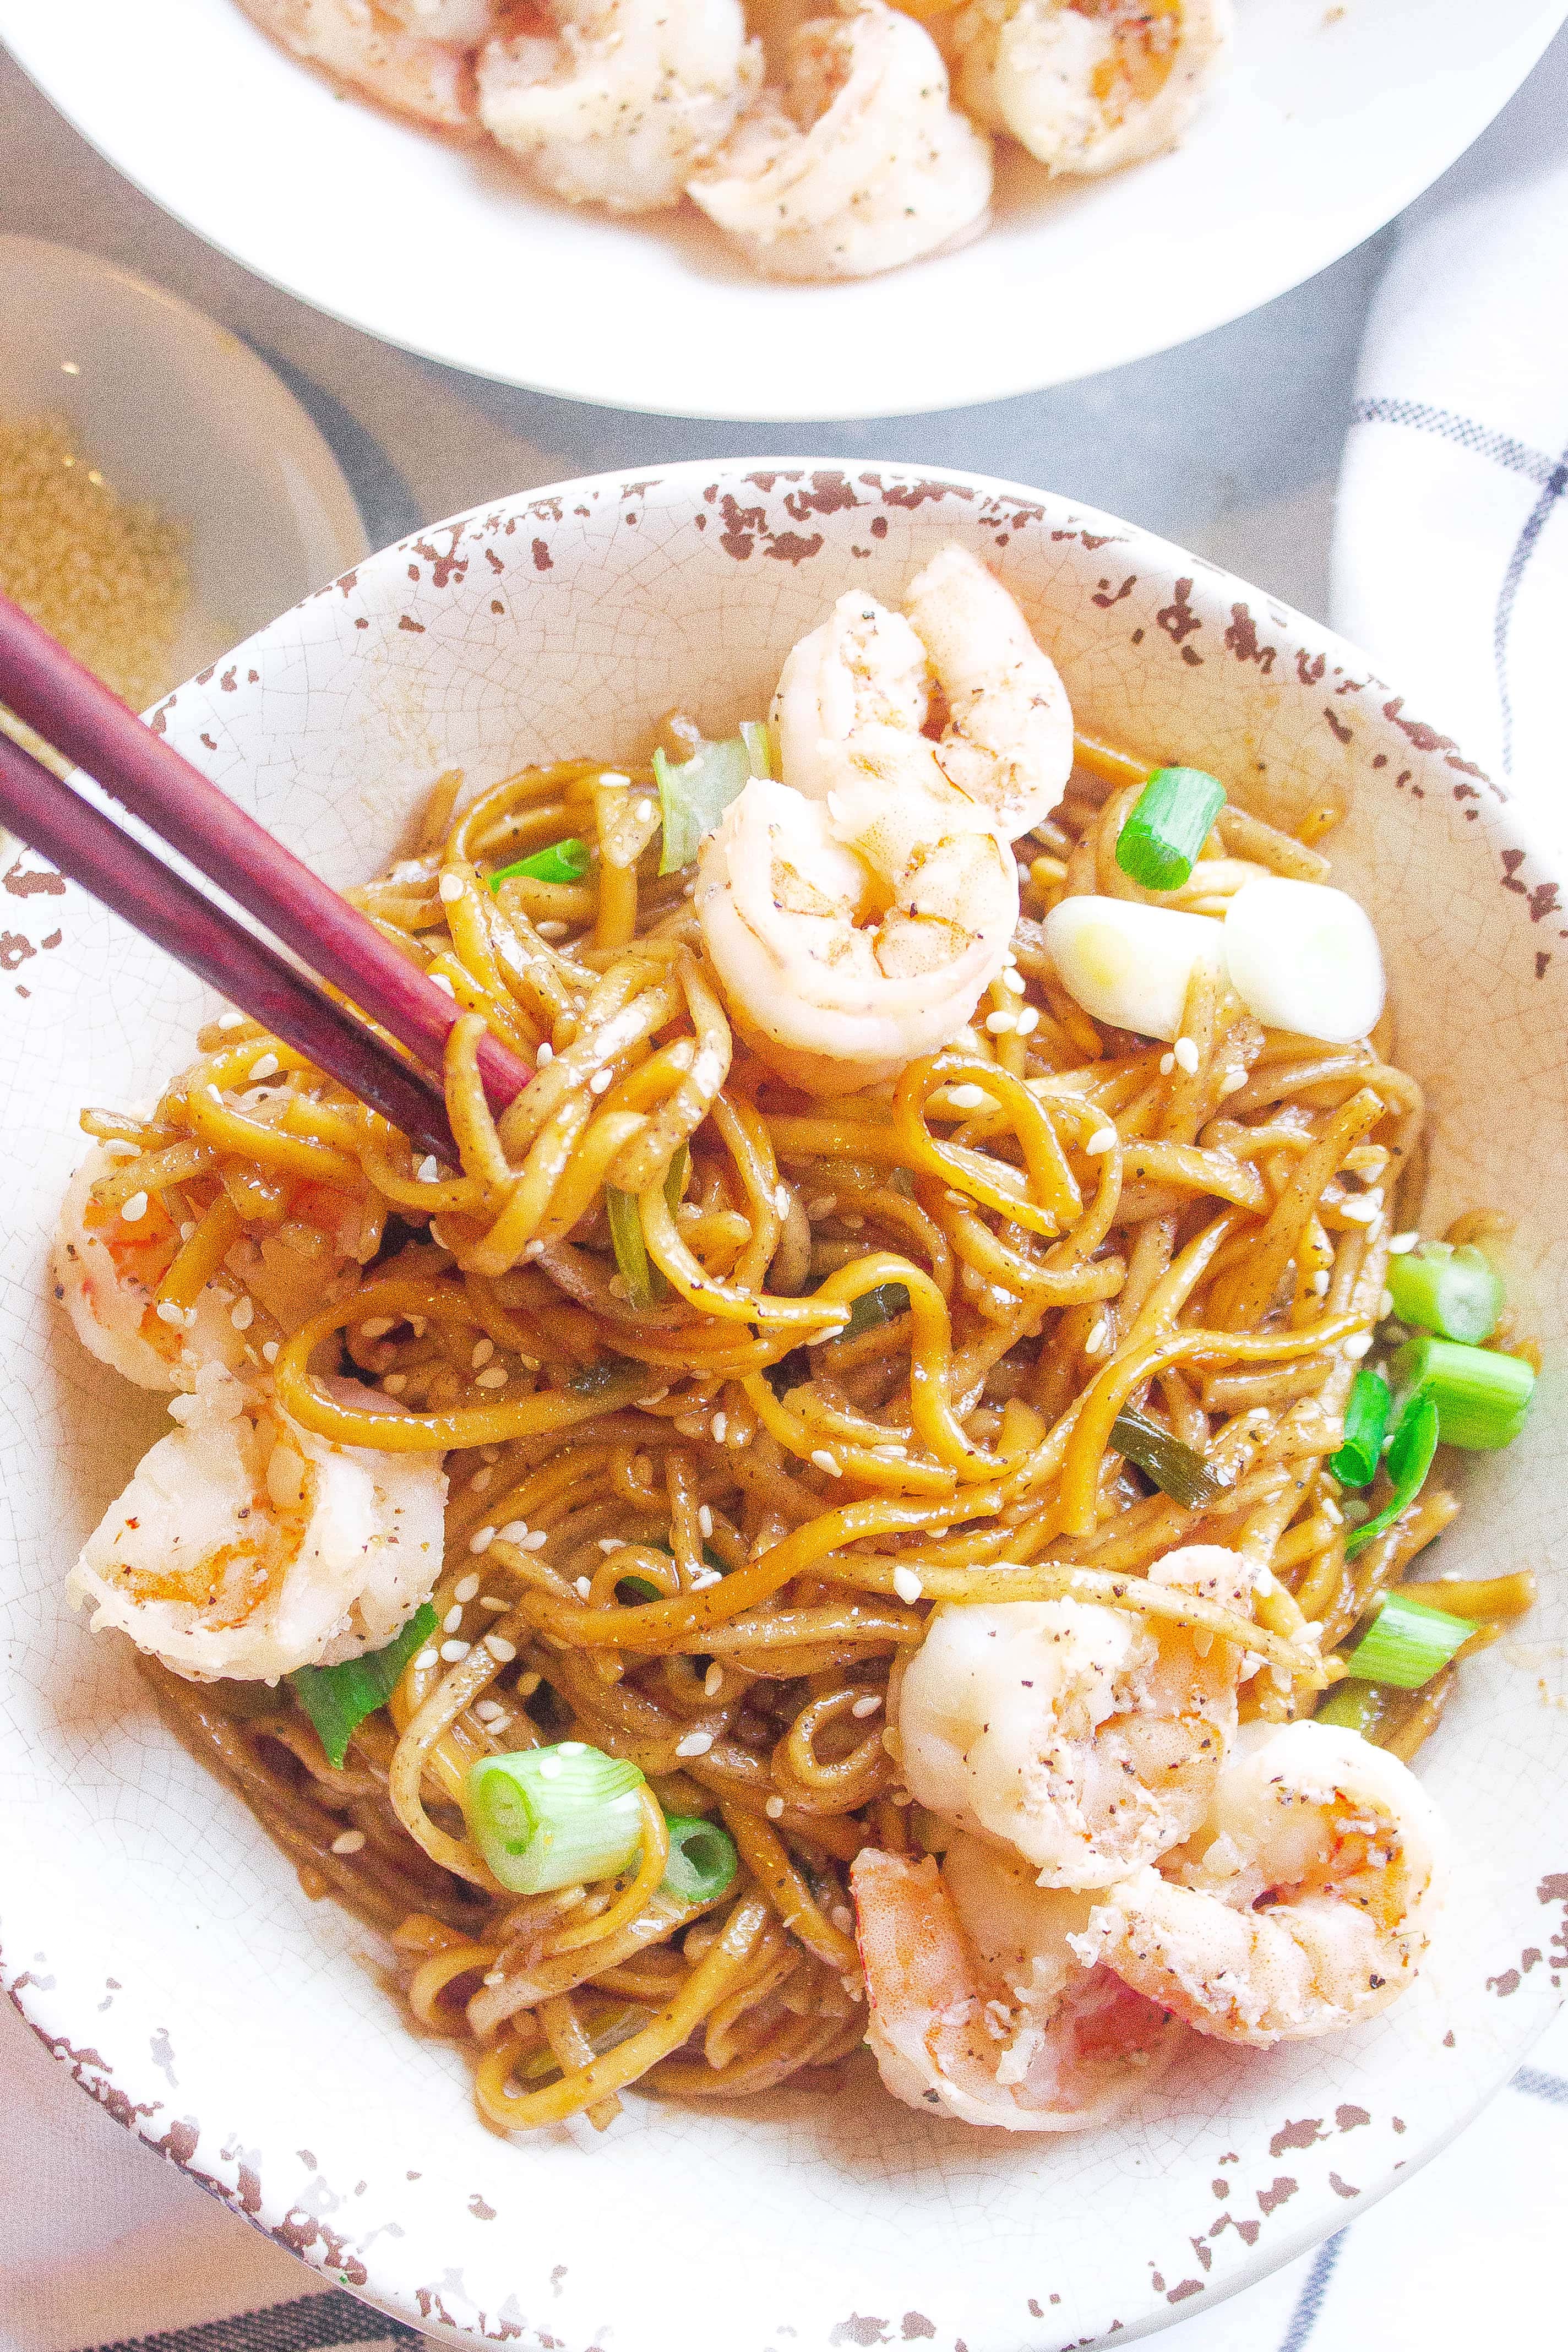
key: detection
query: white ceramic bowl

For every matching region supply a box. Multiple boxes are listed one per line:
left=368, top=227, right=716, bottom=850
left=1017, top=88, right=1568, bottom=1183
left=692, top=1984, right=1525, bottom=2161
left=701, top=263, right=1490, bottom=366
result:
left=2, top=461, right=1565, bottom=2352
left=0, top=235, right=367, bottom=683
left=2, top=1, right=1565, bottom=417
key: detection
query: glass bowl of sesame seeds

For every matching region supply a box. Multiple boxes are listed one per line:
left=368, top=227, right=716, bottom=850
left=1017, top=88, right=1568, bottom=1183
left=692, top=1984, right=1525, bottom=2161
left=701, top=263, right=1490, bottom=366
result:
left=0, top=235, right=366, bottom=758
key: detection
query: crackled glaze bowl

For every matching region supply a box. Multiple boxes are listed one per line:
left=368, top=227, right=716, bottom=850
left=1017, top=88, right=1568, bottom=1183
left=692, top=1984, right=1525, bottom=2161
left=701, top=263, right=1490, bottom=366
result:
left=3, top=462, right=1565, bottom=2352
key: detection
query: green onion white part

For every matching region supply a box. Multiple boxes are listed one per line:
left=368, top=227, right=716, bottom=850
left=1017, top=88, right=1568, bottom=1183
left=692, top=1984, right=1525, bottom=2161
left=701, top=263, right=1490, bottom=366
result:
left=1341, top=1591, right=1473, bottom=1689
left=1391, top=1335, right=1535, bottom=1450
left=1386, top=1243, right=1504, bottom=1344
left=465, top=1743, right=646, bottom=1894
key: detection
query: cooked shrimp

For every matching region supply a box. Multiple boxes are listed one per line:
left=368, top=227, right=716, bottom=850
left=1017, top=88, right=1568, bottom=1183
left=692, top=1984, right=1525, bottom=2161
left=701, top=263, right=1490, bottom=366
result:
left=476, top=1, right=762, bottom=212
left=891, top=1547, right=1252, bottom=1886
left=1075, top=1720, right=1447, bottom=2045
left=697, top=545, right=1070, bottom=1091
left=236, top=0, right=483, bottom=129
left=687, top=1, right=993, bottom=282
left=852, top=1834, right=1182, bottom=2129
left=68, top=1371, right=448, bottom=1683
left=53, top=1146, right=249, bottom=1392
left=952, top=0, right=1231, bottom=178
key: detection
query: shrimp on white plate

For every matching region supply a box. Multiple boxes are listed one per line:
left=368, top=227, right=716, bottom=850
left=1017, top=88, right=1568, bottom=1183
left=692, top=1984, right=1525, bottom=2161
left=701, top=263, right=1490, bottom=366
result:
left=952, top=0, right=1232, bottom=179
left=687, top=1, right=993, bottom=281
left=891, top=1547, right=1253, bottom=1886
left=68, top=1371, right=448, bottom=1683
left=236, top=0, right=488, bottom=130
left=852, top=1832, right=1184, bottom=2129
left=477, top=1, right=762, bottom=211
left=1074, top=1719, right=1447, bottom=2044
left=697, top=542, right=1070, bottom=1091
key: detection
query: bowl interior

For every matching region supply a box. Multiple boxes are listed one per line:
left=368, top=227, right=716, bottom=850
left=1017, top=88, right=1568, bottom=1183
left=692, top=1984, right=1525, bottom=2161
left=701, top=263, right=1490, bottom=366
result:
left=0, top=234, right=367, bottom=681
left=2, top=462, right=1565, bottom=2352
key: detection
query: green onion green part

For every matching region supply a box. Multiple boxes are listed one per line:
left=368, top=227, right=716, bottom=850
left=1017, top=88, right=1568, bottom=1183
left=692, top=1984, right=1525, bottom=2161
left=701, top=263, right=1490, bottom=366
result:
left=465, top=1742, right=646, bottom=1894
left=1110, top=1405, right=1226, bottom=1509
left=658, top=1814, right=739, bottom=1905
left=567, top=1356, right=638, bottom=1395
left=1314, top=1680, right=1389, bottom=1738
left=606, top=1184, right=658, bottom=1312
left=1386, top=1241, right=1504, bottom=1344
left=841, top=1282, right=911, bottom=1341
left=289, top=1601, right=438, bottom=1770
left=488, top=836, right=592, bottom=891
left=1343, top=1391, right=1439, bottom=1556
left=1342, top=1591, right=1473, bottom=1689
left=1114, top=766, right=1227, bottom=893
left=1330, top=1366, right=1392, bottom=1488
left=655, top=734, right=755, bottom=875
left=739, top=720, right=773, bottom=780
left=1390, top=1334, right=1534, bottom=1451
left=664, top=1140, right=689, bottom=1216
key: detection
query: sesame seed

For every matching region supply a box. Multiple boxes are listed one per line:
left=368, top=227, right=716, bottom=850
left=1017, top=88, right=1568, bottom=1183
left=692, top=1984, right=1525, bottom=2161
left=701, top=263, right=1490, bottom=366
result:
left=231, top=1296, right=254, bottom=1330
left=413, top=1649, right=438, bottom=1671
left=416, top=1155, right=440, bottom=1183
left=1085, top=1126, right=1116, bottom=1155
left=1389, top=1231, right=1419, bottom=1254
left=945, top=1084, right=989, bottom=1109
left=537, top=1755, right=562, bottom=1779
left=1379, top=1289, right=1396, bottom=1317
left=589, top=1068, right=613, bottom=1095
left=536, top=1042, right=554, bottom=1065
left=119, top=1190, right=148, bottom=1223
left=1000, top=968, right=1025, bottom=995
left=810, top=1449, right=842, bottom=1477
left=634, top=798, right=654, bottom=823
left=206, top=1084, right=224, bottom=1103
left=485, top=1634, right=518, bottom=1662
left=475, top=1366, right=509, bottom=1389
left=440, top=1639, right=470, bottom=1662
left=430, top=973, right=456, bottom=998
left=474, top=1699, right=506, bottom=1722
left=521, top=1529, right=548, bottom=1550
left=597, top=1537, right=626, bottom=1553
left=1173, top=1036, right=1200, bottom=1074
left=482, top=1969, right=505, bottom=1986
left=470, top=1337, right=497, bottom=1371
left=478, top=1596, right=508, bottom=1611
left=675, top=1730, right=714, bottom=1758
left=443, top=1604, right=464, bottom=1634
left=851, top=1692, right=883, bottom=1718
left=575, top=1576, right=592, bottom=1599
left=217, top=1010, right=244, bottom=1030
left=247, top=1053, right=280, bottom=1082
left=1221, top=1069, right=1249, bottom=1095
left=262, top=1341, right=279, bottom=1364
left=703, top=1663, right=723, bottom=1698
left=454, top=1573, right=481, bottom=1603
left=1339, top=1196, right=1380, bottom=1224
left=765, top=1794, right=785, bottom=1820
left=438, top=872, right=464, bottom=904
left=469, top=1526, right=497, bottom=1554
left=892, top=1566, right=924, bottom=1604
left=330, top=1830, right=366, bottom=1855
left=1343, top=1332, right=1374, bottom=1358
left=711, top=1412, right=727, bottom=1443
left=831, top=1905, right=853, bottom=1935
left=179, top=1220, right=196, bottom=1242
left=1084, top=1318, right=1109, bottom=1355
left=1311, top=1269, right=1331, bottom=1296
left=521, top=1240, right=544, bottom=1261
left=985, top=1009, right=1016, bottom=1034
left=1014, top=1007, right=1040, bottom=1036
left=698, top=1504, right=714, bottom=1539
left=1159, top=1052, right=1175, bottom=1075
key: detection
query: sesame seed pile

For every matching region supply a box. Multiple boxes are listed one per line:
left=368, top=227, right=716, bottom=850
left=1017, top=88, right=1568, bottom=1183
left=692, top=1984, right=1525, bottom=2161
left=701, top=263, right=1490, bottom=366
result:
left=1, top=412, right=190, bottom=759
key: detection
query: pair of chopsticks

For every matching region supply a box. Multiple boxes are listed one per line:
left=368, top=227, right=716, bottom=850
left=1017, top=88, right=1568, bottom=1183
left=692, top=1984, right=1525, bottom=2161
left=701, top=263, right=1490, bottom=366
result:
left=0, top=592, right=534, bottom=1166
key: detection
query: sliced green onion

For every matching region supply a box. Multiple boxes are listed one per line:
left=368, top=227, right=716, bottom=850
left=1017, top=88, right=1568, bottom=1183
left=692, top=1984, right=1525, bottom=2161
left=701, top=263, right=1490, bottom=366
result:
left=1115, top=766, right=1227, bottom=893
left=1390, top=1334, right=1534, bottom=1451
left=488, top=836, right=591, bottom=890
left=1342, top=1591, right=1472, bottom=1689
left=655, top=733, right=755, bottom=875
left=1110, top=1405, right=1225, bottom=1509
left=664, top=1139, right=690, bottom=1216
left=1330, top=1366, right=1391, bottom=1488
left=606, top=1184, right=658, bottom=1312
left=659, top=1814, right=738, bottom=1905
left=465, top=1742, right=646, bottom=1894
left=289, top=1601, right=438, bottom=1770
left=841, top=1282, right=911, bottom=1341
left=1386, top=1242, right=1503, bottom=1343
left=567, top=1355, right=636, bottom=1395
left=1343, top=1391, right=1439, bottom=1556
left=1314, top=1680, right=1390, bottom=1739
left=739, top=720, right=773, bottom=780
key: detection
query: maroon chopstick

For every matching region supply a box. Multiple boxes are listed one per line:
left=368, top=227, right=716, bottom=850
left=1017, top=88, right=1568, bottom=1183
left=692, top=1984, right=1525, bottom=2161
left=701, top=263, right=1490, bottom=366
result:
left=0, top=591, right=532, bottom=1114
left=0, top=727, right=459, bottom=1166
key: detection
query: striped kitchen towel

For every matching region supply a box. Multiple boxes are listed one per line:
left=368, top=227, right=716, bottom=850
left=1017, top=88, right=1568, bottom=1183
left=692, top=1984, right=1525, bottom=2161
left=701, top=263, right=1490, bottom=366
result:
left=1332, top=21, right=1568, bottom=841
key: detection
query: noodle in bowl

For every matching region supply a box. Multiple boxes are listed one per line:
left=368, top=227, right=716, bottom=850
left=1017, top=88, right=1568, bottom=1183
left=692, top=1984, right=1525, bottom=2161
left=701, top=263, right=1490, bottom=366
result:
left=3, top=462, right=1565, bottom=2352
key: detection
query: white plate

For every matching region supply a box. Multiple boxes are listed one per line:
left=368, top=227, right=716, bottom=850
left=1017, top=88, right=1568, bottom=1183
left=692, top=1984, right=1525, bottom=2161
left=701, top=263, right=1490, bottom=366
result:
left=2, top=0, right=1565, bottom=420
left=0, top=235, right=367, bottom=682
left=2, top=460, right=1565, bottom=2352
